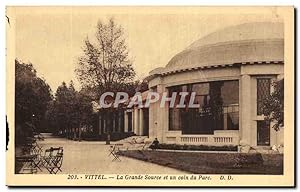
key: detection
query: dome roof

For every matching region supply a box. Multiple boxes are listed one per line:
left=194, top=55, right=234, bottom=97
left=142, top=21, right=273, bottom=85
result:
left=186, top=22, right=283, bottom=50
left=151, top=22, right=284, bottom=76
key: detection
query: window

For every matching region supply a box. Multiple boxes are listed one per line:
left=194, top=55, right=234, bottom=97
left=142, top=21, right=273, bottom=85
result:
left=168, top=86, right=183, bottom=131
left=168, top=80, right=239, bottom=134
left=257, top=78, right=271, bottom=115
left=257, top=120, right=270, bottom=146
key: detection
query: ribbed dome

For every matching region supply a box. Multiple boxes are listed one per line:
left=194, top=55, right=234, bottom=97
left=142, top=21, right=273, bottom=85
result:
left=162, top=22, right=284, bottom=73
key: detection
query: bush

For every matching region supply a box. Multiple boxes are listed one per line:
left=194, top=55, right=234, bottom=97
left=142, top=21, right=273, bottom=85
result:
left=154, top=143, right=238, bottom=151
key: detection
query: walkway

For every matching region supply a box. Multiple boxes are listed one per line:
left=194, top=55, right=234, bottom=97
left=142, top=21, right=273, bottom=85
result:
left=37, top=135, right=186, bottom=174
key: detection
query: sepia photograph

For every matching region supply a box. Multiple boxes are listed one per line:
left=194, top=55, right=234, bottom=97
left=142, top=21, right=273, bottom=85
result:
left=5, top=6, right=294, bottom=186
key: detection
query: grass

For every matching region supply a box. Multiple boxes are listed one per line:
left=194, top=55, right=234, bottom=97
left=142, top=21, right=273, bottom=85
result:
left=118, top=150, right=283, bottom=174
left=152, top=143, right=238, bottom=151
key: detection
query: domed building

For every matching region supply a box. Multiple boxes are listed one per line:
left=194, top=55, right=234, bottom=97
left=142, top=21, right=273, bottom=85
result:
left=127, top=22, right=284, bottom=148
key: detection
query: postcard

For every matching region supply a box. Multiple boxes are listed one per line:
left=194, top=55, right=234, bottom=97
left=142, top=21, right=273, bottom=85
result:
left=6, top=6, right=294, bottom=187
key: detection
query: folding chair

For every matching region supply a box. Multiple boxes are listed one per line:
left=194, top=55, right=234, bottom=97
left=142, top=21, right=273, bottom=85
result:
left=43, top=147, right=64, bottom=174
left=16, top=154, right=38, bottom=174
left=20, top=142, right=43, bottom=171
left=112, top=151, right=121, bottom=162
left=51, top=147, right=63, bottom=174
left=33, top=142, right=43, bottom=155
left=108, top=145, right=116, bottom=157
left=109, top=145, right=121, bottom=162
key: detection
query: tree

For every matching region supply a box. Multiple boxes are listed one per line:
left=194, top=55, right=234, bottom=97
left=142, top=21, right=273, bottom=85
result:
left=75, top=18, right=136, bottom=143
left=75, top=18, right=135, bottom=97
left=262, top=79, right=284, bottom=131
left=75, top=89, right=95, bottom=141
left=45, top=82, right=70, bottom=135
left=15, top=59, right=52, bottom=144
left=46, top=81, right=94, bottom=141
left=46, top=81, right=77, bottom=137
left=45, top=100, right=59, bottom=135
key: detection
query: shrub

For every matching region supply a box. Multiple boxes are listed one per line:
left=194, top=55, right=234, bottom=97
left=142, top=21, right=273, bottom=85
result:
left=153, top=143, right=238, bottom=151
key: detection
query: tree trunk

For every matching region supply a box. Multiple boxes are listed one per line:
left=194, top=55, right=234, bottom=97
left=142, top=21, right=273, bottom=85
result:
left=73, top=128, right=76, bottom=140
left=106, top=133, right=110, bottom=145
left=79, top=123, right=82, bottom=142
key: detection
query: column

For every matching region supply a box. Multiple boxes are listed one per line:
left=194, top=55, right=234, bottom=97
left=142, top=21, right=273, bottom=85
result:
left=131, top=111, right=134, bottom=133
left=112, top=113, right=116, bottom=132
left=139, top=109, right=144, bottom=136
left=134, top=108, right=139, bottom=135
left=99, top=114, right=102, bottom=135
left=241, top=74, right=252, bottom=145
left=118, top=111, right=122, bottom=132
left=124, top=112, right=128, bottom=132
left=156, top=84, right=166, bottom=142
left=148, top=87, right=156, bottom=139
left=103, top=117, right=106, bottom=133
left=132, top=110, right=135, bottom=133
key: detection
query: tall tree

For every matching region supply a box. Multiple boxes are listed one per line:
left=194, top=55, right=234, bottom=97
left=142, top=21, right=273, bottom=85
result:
left=48, top=81, right=77, bottom=137
left=75, top=18, right=136, bottom=97
left=262, top=79, right=284, bottom=131
left=15, top=59, right=52, bottom=143
left=75, top=18, right=136, bottom=143
left=46, top=81, right=94, bottom=140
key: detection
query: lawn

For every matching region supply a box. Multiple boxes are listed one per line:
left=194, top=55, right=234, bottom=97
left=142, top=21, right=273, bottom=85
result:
left=118, top=150, right=283, bottom=174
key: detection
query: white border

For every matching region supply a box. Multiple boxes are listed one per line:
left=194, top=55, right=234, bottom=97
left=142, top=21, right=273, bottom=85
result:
left=0, top=1, right=298, bottom=192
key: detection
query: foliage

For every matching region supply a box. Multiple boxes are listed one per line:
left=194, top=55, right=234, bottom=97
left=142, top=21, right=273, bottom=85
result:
left=262, top=79, right=284, bottom=131
left=45, top=81, right=94, bottom=136
left=153, top=143, right=238, bottom=151
left=15, top=59, right=52, bottom=143
left=75, top=18, right=136, bottom=97
left=136, top=80, right=149, bottom=93
left=75, top=18, right=139, bottom=141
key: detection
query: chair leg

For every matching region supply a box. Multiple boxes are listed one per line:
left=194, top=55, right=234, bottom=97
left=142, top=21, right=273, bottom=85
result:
left=112, top=153, right=121, bottom=162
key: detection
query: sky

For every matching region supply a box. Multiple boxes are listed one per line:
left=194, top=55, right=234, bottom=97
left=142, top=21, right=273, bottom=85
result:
left=12, top=6, right=283, bottom=92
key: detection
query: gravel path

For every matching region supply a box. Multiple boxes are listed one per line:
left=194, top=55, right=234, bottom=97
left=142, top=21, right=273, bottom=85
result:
left=37, top=135, right=186, bottom=174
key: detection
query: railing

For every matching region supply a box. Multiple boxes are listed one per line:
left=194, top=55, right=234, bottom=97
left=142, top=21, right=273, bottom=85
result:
left=181, top=136, right=208, bottom=143
left=179, top=135, right=238, bottom=145
left=164, top=130, right=239, bottom=145
left=214, top=137, right=233, bottom=143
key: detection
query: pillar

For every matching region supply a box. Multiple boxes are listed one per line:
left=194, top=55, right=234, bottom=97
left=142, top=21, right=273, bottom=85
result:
left=148, top=88, right=156, bottom=139
left=139, top=109, right=144, bottom=136
left=132, top=110, right=135, bottom=133
left=124, top=112, right=128, bottom=132
left=156, top=84, right=166, bottom=142
left=241, top=74, right=252, bottom=145
left=118, top=111, right=122, bottom=132
left=103, top=118, right=106, bottom=133
left=134, top=108, right=139, bottom=135
left=131, top=111, right=134, bottom=133
left=99, top=114, right=102, bottom=135
left=112, top=113, right=116, bottom=132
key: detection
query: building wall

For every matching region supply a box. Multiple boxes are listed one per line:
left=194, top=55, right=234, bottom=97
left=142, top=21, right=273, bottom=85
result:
left=149, top=67, right=241, bottom=88
left=147, top=63, right=284, bottom=147
left=241, top=64, right=284, bottom=147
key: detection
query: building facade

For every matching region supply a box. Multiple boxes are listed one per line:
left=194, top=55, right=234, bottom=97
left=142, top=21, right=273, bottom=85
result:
left=125, top=22, right=284, bottom=148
